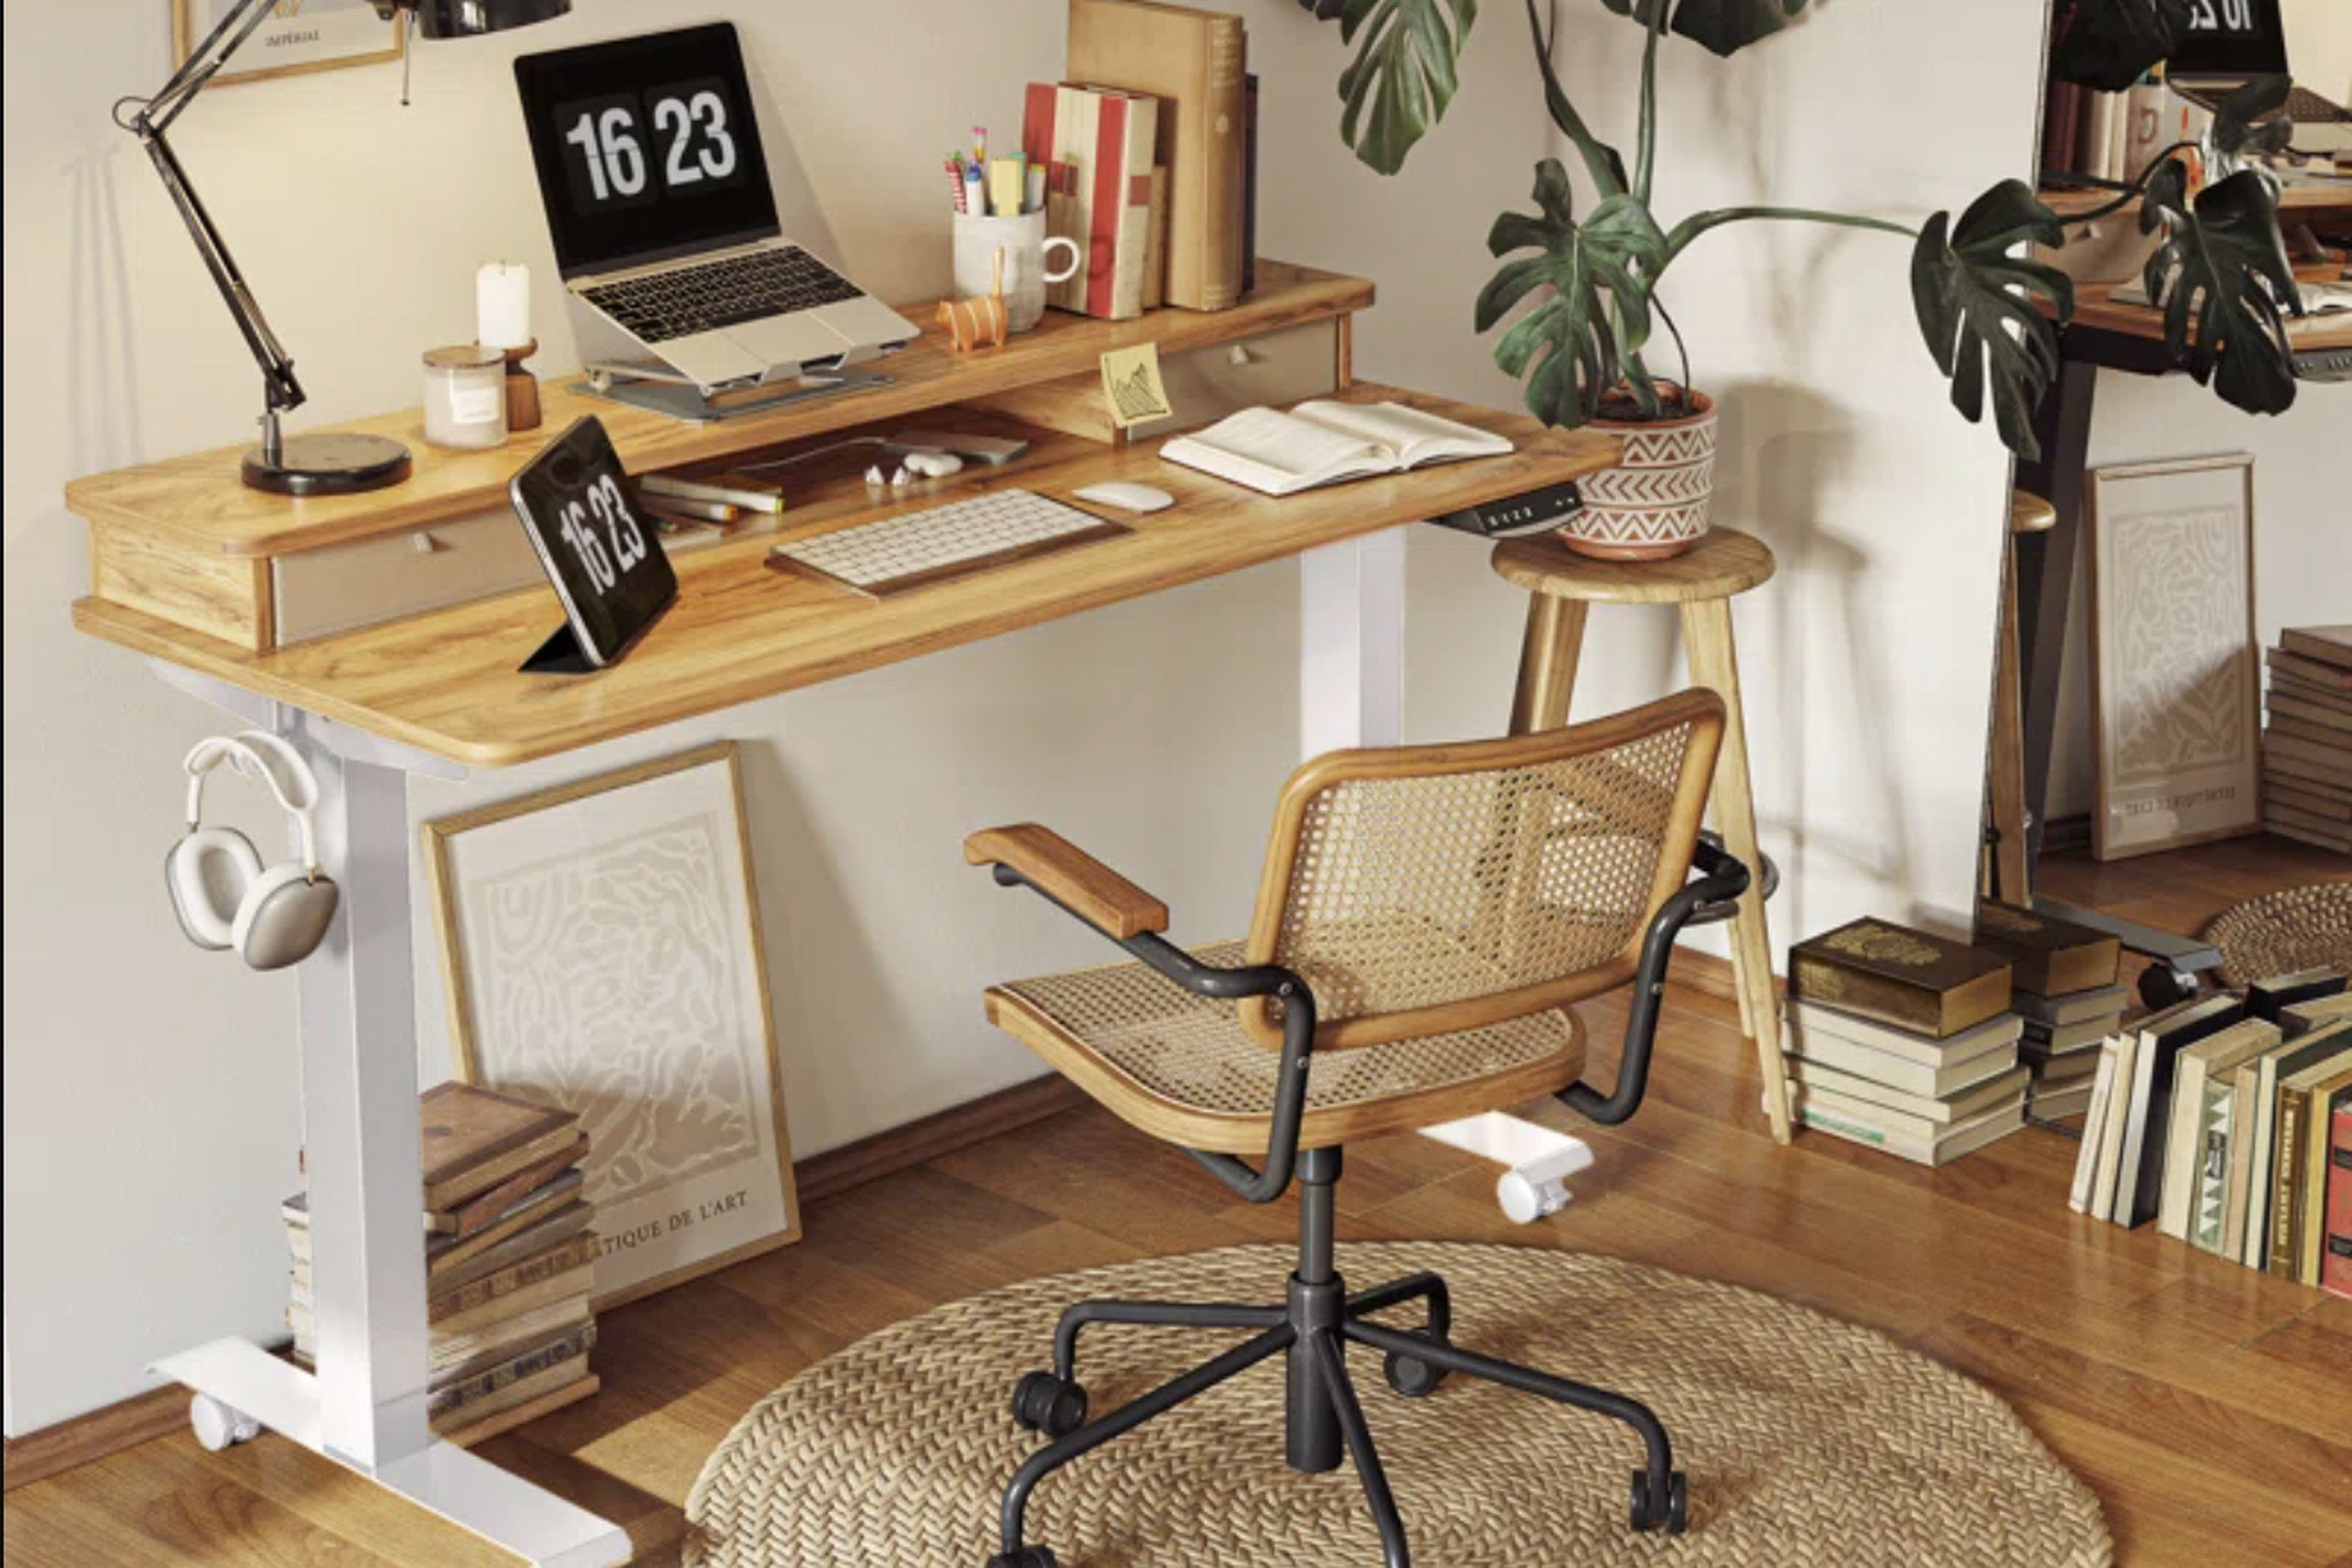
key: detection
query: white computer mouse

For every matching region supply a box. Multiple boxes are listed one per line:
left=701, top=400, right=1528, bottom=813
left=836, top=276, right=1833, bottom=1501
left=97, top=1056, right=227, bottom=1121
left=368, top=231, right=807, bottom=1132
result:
left=1073, top=481, right=1174, bottom=514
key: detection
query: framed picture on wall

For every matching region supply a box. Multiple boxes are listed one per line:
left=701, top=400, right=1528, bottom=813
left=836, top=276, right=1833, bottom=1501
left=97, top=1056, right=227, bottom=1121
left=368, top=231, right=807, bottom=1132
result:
left=2085, top=454, right=2262, bottom=861
left=425, top=742, right=800, bottom=1310
left=172, top=1, right=406, bottom=86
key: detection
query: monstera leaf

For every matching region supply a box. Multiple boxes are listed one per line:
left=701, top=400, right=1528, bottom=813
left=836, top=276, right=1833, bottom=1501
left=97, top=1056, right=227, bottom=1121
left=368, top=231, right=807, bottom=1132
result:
left=2049, top=0, right=2189, bottom=92
left=2138, top=161, right=2300, bottom=415
left=1910, top=180, right=2073, bottom=460
left=1596, top=0, right=1809, bottom=57
left=2210, top=74, right=2296, bottom=161
left=1338, top=0, right=1478, bottom=173
left=1477, top=158, right=1672, bottom=426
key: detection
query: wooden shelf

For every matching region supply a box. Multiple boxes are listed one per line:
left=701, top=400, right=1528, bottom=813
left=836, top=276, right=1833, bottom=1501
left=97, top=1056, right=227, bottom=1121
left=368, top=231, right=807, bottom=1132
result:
left=2037, top=181, right=2352, bottom=218
left=64, top=260, right=1373, bottom=561
left=72, top=385, right=1622, bottom=767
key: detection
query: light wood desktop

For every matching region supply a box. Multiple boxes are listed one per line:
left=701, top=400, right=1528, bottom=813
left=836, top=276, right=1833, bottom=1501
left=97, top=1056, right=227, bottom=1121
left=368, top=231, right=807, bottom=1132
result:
left=59, top=261, right=1627, bottom=1568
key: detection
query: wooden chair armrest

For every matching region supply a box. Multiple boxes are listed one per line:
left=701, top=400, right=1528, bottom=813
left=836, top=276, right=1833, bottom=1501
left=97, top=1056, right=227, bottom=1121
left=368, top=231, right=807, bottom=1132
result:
left=963, top=824, right=1170, bottom=940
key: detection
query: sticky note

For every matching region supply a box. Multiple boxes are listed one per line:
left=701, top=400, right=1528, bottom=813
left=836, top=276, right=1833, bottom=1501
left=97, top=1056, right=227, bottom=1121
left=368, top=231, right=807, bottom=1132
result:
left=987, top=156, right=1028, bottom=218
left=1100, top=342, right=1173, bottom=429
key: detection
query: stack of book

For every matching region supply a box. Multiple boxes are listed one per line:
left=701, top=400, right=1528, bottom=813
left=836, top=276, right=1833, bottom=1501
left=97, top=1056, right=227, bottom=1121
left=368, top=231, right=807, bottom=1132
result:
left=2072, top=970, right=2352, bottom=1298
left=2261, top=624, right=2350, bottom=854
left=286, top=1083, right=600, bottom=1444
left=1972, top=900, right=2127, bottom=1125
left=1780, top=917, right=2028, bottom=1166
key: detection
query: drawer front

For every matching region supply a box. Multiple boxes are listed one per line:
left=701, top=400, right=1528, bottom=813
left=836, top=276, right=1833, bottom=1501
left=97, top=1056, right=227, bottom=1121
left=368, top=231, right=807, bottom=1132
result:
left=1132, top=318, right=1341, bottom=441
left=272, top=509, right=543, bottom=647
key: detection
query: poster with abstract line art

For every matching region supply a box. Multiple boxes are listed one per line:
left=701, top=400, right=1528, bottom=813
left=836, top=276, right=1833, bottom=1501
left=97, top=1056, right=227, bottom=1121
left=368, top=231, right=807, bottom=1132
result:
left=2086, top=454, right=2261, bottom=861
left=173, top=0, right=405, bottom=86
left=426, top=741, right=799, bottom=1309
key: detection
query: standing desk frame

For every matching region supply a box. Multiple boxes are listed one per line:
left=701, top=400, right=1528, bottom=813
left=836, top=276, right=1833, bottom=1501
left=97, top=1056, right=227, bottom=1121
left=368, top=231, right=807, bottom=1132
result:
left=64, top=266, right=1625, bottom=1565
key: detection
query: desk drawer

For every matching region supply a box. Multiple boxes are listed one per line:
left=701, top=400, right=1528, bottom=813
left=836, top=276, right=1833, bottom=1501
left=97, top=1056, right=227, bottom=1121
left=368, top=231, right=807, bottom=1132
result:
left=965, top=318, right=1341, bottom=443
left=271, top=509, right=543, bottom=647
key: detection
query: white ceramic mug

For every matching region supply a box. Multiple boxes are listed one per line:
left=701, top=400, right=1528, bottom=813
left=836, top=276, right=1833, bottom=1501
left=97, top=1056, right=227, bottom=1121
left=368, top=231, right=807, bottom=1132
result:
left=952, top=210, right=1081, bottom=334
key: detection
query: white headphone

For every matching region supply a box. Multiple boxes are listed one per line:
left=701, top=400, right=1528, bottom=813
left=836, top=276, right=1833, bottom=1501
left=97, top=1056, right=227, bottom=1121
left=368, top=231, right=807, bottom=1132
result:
left=164, top=731, right=340, bottom=970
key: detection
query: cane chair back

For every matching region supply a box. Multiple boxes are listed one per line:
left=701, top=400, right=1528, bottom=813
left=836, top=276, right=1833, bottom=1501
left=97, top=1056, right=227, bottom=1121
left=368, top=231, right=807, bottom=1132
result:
left=1237, top=689, right=1725, bottom=1052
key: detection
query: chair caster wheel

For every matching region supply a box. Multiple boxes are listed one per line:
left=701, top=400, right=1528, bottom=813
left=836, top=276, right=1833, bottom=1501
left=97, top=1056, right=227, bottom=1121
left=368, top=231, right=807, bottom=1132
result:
left=1010, top=1370, right=1088, bottom=1439
left=189, top=1395, right=260, bottom=1452
left=1628, top=1467, right=1688, bottom=1534
left=2138, top=963, right=2198, bottom=1010
left=986, top=1548, right=1058, bottom=1568
left=1381, top=1330, right=1449, bottom=1398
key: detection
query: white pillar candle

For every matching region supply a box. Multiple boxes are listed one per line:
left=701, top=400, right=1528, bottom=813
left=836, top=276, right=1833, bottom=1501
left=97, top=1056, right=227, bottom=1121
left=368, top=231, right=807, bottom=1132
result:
left=476, top=262, right=532, bottom=351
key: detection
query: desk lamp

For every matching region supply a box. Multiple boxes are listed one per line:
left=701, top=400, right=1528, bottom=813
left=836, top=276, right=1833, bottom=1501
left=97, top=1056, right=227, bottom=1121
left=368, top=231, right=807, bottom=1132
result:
left=118, top=0, right=571, bottom=496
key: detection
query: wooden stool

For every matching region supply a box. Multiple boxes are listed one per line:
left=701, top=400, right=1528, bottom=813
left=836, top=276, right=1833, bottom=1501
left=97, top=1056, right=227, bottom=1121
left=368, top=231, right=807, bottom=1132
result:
left=1492, top=526, right=1791, bottom=1144
left=1983, top=492, right=2056, bottom=905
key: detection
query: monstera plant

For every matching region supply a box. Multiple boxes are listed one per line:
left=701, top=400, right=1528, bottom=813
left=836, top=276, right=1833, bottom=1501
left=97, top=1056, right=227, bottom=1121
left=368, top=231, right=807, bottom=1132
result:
left=1309, top=0, right=2305, bottom=553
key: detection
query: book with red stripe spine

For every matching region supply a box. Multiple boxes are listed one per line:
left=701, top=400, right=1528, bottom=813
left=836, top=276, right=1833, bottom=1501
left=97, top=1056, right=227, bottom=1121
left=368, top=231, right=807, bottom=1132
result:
left=1024, top=81, right=1158, bottom=320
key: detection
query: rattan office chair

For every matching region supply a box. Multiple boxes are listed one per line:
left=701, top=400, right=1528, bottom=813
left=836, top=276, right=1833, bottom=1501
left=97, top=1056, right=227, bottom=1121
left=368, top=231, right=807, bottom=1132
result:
left=964, top=688, right=1744, bottom=1568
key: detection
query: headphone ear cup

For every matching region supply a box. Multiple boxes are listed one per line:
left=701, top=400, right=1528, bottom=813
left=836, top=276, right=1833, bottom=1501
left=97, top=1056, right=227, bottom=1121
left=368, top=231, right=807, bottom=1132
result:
left=232, top=865, right=340, bottom=971
left=166, top=828, right=264, bottom=952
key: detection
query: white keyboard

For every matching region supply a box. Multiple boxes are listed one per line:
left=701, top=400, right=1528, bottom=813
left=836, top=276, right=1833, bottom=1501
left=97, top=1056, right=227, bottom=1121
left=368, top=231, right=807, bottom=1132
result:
left=766, top=488, right=1125, bottom=598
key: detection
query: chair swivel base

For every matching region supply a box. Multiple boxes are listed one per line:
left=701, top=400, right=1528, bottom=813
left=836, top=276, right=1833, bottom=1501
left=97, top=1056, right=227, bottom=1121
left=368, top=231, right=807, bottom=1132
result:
left=986, top=1149, right=1687, bottom=1568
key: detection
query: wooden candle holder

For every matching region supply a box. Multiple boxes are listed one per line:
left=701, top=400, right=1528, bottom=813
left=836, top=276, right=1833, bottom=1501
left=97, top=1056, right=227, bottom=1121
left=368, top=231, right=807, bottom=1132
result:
left=497, top=339, right=543, bottom=432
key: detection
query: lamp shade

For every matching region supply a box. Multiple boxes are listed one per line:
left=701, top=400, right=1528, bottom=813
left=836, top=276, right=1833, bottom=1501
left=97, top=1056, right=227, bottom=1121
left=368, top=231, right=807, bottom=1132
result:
left=408, top=0, right=571, bottom=38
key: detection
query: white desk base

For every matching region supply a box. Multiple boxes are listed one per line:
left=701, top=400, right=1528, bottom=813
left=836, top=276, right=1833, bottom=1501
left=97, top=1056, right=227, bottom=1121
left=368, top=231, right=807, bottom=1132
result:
left=134, top=526, right=1544, bottom=1568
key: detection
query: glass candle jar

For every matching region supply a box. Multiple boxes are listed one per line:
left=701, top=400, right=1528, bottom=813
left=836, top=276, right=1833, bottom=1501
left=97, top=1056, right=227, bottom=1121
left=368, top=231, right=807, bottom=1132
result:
left=422, top=345, right=509, bottom=451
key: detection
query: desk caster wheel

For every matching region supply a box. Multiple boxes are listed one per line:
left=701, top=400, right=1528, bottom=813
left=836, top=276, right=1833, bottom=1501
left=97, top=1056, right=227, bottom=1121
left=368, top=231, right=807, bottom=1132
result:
left=190, top=1395, right=260, bottom=1452
left=1629, top=1467, right=1688, bottom=1535
left=1010, top=1371, right=1088, bottom=1439
left=2138, top=963, right=2198, bottom=1010
left=986, top=1548, right=1058, bottom=1568
left=1381, top=1329, right=1450, bottom=1398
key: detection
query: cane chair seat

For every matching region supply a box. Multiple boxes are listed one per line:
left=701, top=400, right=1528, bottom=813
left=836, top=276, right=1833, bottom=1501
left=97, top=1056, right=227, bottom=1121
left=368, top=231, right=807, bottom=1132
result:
left=986, top=940, right=1589, bottom=1154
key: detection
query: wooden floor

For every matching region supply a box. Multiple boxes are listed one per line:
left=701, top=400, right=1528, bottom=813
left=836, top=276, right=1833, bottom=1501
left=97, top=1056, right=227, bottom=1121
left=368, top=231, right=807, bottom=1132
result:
left=8, top=835, right=2349, bottom=1568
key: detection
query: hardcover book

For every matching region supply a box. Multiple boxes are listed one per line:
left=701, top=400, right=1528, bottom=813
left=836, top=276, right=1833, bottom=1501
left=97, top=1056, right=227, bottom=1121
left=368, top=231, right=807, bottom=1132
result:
left=2115, top=995, right=2247, bottom=1229
left=416, top=1082, right=580, bottom=1211
left=2295, top=1067, right=2352, bottom=1284
left=2237, top=1024, right=2350, bottom=1265
left=1023, top=81, right=1159, bottom=319
left=2280, top=624, right=2352, bottom=670
left=432, top=1134, right=587, bottom=1237
left=2268, top=1047, right=2352, bottom=1275
left=2327, top=1103, right=2350, bottom=1300
left=2013, top=984, right=2130, bottom=1028
left=1784, top=1085, right=2024, bottom=1167
left=1972, top=901, right=2123, bottom=997
left=1788, top=919, right=2013, bottom=1039
left=1066, top=0, right=1248, bottom=313
left=1784, top=1000, right=2022, bottom=1067
left=2156, top=1017, right=2279, bottom=1243
left=2246, top=969, right=2348, bottom=1025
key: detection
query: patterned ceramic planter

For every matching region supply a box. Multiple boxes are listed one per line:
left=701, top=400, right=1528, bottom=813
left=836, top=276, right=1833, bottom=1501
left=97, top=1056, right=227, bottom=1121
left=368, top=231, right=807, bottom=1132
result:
left=1565, top=387, right=1718, bottom=561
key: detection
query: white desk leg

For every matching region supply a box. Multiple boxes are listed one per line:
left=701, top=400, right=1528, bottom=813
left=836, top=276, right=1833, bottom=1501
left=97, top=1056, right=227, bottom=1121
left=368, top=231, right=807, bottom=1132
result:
left=1300, top=530, right=1406, bottom=756
left=149, top=690, right=628, bottom=1568
left=1298, top=533, right=1595, bottom=1218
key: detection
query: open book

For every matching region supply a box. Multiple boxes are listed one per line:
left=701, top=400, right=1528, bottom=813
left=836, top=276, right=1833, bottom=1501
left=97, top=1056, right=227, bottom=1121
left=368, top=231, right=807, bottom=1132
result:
left=1159, top=400, right=1512, bottom=496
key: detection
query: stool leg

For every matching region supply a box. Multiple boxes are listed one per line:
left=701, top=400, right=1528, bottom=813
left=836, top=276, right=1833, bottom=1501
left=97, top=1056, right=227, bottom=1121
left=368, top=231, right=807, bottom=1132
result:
left=1509, top=596, right=1589, bottom=735
left=1985, top=540, right=2032, bottom=905
left=1679, top=597, right=1792, bottom=1146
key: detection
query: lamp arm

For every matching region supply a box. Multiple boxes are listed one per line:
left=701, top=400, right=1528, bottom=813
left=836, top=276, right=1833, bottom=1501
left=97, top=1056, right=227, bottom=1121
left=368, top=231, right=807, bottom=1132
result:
left=120, top=0, right=309, bottom=420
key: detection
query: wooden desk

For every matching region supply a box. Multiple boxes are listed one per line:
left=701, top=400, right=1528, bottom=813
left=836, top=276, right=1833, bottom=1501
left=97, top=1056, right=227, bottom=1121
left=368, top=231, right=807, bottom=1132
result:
left=62, top=264, right=1624, bottom=1568
left=74, top=386, right=1616, bottom=766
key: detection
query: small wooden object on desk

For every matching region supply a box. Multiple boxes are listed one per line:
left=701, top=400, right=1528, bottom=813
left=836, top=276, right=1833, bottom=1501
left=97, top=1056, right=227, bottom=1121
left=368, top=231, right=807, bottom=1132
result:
left=1492, top=525, right=1793, bottom=1142
left=498, top=338, right=543, bottom=433
left=939, top=249, right=1009, bottom=353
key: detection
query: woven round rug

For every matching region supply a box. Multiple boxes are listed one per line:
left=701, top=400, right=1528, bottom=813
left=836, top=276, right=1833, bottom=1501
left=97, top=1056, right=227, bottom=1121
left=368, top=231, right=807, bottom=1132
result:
left=2205, top=880, right=2352, bottom=987
left=685, top=1243, right=2109, bottom=1567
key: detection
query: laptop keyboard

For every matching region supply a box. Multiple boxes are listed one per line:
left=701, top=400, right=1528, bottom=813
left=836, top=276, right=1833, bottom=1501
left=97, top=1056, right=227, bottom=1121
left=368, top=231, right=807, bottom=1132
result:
left=2285, top=85, right=2352, bottom=125
left=583, top=246, right=866, bottom=344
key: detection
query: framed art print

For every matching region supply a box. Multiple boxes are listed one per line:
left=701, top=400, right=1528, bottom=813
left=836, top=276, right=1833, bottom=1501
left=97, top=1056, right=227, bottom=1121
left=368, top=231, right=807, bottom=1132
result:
left=2085, top=455, right=2261, bottom=861
left=425, top=742, right=799, bottom=1310
left=173, top=1, right=405, bottom=86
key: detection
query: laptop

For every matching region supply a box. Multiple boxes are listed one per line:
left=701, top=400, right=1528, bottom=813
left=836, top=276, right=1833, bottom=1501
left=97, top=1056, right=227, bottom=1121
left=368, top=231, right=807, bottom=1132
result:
left=514, top=24, right=917, bottom=395
left=2168, top=0, right=2352, bottom=157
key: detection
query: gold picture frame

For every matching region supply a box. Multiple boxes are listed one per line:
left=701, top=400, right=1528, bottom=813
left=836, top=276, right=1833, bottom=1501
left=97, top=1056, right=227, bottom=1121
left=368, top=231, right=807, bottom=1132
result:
left=2085, top=453, right=2262, bottom=861
left=173, top=1, right=406, bottom=87
left=424, top=742, right=800, bottom=1312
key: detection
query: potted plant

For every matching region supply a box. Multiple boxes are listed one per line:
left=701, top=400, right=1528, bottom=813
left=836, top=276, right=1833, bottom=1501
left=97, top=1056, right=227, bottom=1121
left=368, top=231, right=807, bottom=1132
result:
left=1307, top=0, right=2308, bottom=559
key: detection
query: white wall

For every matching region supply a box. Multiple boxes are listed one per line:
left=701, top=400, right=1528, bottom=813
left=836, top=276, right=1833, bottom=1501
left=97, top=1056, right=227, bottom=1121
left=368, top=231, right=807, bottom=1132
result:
left=4, top=0, right=2047, bottom=1432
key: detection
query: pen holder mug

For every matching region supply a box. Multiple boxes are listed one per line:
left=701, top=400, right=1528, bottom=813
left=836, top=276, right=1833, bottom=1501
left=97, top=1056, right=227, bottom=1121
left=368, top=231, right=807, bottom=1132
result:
left=953, top=211, right=1079, bottom=334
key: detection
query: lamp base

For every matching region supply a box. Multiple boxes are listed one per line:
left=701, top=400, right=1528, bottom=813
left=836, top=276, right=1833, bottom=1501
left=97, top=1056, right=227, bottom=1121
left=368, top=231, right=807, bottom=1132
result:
left=241, top=432, right=413, bottom=496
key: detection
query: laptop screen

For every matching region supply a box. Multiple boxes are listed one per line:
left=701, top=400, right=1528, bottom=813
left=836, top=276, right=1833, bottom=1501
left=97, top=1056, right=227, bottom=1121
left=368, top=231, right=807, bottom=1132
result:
left=514, top=23, right=780, bottom=278
left=2166, top=0, right=2288, bottom=78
